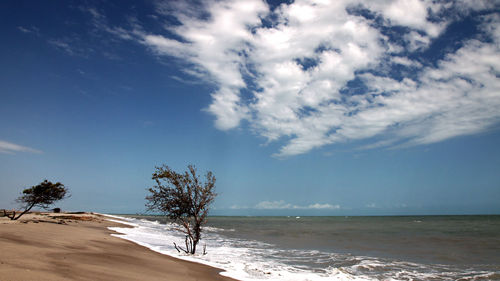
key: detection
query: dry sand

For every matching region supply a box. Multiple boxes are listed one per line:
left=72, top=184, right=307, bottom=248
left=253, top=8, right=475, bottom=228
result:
left=0, top=212, right=236, bottom=281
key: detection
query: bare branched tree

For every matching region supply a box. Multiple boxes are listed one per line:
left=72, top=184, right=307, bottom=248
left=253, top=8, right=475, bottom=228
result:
left=145, top=164, right=216, bottom=254
left=6, top=180, right=69, bottom=220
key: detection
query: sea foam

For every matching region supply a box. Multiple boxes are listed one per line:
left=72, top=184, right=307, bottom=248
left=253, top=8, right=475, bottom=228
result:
left=103, top=215, right=369, bottom=281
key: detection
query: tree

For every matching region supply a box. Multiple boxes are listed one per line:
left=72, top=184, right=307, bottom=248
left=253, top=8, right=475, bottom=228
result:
left=145, top=164, right=216, bottom=254
left=6, top=180, right=69, bottom=220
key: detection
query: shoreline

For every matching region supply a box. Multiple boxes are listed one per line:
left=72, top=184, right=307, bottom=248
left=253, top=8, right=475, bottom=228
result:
left=0, top=212, right=237, bottom=281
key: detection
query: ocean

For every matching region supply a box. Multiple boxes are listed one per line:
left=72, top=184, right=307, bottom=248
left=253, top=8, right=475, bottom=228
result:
left=106, top=215, right=500, bottom=280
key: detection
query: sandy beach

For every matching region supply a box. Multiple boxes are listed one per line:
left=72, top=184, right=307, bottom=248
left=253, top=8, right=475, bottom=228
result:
left=0, top=212, right=235, bottom=281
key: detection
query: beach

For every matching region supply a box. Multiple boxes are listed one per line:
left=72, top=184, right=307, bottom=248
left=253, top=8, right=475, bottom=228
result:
left=2, top=213, right=499, bottom=281
left=0, top=212, right=235, bottom=281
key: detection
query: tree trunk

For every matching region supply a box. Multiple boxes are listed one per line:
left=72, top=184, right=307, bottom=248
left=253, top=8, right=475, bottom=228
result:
left=191, top=240, right=197, bottom=254
left=191, top=221, right=201, bottom=254
left=12, top=203, right=35, bottom=220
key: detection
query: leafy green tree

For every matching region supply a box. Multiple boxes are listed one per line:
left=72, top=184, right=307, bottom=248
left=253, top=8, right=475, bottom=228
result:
left=146, top=165, right=216, bottom=254
left=6, top=180, right=69, bottom=220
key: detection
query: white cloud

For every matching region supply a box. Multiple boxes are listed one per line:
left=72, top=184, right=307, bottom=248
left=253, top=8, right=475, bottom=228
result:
left=18, top=26, right=31, bottom=33
left=306, top=203, right=340, bottom=210
left=391, top=56, right=422, bottom=68
left=17, top=26, right=40, bottom=35
left=47, top=39, right=76, bottom=55
left=142, top=34, right=190, bottom=57
left=255, top=200, right=292, bottom=209
left=0, top=140, right=42, bottom=154
left=404, top=31, right=431, bottom=52
left=383, top=0, right=428, bottom=28
left=254, top=200, right=340, bottom=210
left=358, top=17, right=500, bottom=148
left=377, top=0, right=445, bottom=37
left=114, top=1, right=500, bottom=157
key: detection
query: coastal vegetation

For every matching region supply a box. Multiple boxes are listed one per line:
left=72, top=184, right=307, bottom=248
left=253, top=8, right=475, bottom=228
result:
left=4, top=180, right=68, bottom=220
left=145, top=164, right=217, bottom=254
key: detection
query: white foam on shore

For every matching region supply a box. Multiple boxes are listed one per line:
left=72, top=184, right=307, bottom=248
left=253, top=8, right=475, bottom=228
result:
left=104, top=215, right=371, bottom=281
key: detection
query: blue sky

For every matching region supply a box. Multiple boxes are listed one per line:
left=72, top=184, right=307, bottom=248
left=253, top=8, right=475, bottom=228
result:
left=1, top=0, right=499, bottom=215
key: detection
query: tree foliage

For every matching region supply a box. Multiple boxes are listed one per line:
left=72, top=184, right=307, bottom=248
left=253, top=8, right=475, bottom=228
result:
left=6, top=180, right=69, bottom=220
left=145, top=164, right=216, bottom=254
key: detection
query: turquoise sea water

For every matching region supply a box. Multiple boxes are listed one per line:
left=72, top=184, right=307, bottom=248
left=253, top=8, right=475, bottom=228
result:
left=110, top=215, right=500, bottom=280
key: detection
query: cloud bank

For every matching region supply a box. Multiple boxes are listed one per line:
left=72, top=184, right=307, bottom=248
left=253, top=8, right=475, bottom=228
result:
left=231, top=200, right=340, bottom=210
left=107, top=0, right=500, bottom=156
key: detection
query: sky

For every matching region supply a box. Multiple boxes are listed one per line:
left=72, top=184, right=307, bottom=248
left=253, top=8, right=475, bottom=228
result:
left=1, top=0, right=499, bottom=215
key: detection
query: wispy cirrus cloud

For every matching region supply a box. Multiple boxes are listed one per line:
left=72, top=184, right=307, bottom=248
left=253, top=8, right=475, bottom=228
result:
left=17, top=25, right=40, bottom=36
left=46, top=5, right=136, bottom=58
left=0, top=140, right=42, bottom=154
left=47, top=38, right=87, bottom=57
left=95, top=0, right=500, bottom=157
